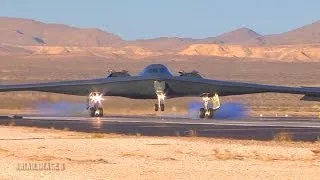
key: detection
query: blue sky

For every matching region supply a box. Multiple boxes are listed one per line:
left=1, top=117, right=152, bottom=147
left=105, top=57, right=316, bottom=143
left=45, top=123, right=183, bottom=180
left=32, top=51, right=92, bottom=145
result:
left=1, top=0, right=319, bottom=40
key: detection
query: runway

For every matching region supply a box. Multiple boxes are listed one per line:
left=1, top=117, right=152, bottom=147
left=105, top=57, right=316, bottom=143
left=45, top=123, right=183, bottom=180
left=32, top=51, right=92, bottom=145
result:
left=1, top=115, right=320, bottom=141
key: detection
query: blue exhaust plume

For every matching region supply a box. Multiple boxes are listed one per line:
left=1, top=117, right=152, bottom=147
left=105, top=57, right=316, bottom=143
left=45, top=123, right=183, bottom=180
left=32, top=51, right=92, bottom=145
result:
left=34, top=101, right=87, bottom=116
left=188, top=101, right=248, bottom=120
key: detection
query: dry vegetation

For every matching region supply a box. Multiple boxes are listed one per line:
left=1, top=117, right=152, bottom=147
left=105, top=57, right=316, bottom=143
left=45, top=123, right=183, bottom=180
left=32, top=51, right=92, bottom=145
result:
left=90, top=133, right=105, bottom=139
left=273, top=132, right=293, bottom=142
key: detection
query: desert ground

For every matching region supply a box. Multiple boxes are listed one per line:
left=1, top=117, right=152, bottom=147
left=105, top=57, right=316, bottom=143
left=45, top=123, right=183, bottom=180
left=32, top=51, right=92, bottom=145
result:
left=1, top=16, right=320, bottom=180
left=0, top=55, right=320, bottom=117
left=0, top=125, right=319, bottom=180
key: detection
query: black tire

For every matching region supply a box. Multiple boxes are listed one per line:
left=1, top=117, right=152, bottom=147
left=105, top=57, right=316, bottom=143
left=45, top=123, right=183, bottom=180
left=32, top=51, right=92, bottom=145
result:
left=199, top=108, right=205, bottom=118
left=89, top=107, right=96, bottom=117
left=160, top=104, right=164, bottom=111
left=208, top=108, right=214, bottom=119
left=98, top=107, right=104, bottom=117
left=154, top=104, right=159, bottom=111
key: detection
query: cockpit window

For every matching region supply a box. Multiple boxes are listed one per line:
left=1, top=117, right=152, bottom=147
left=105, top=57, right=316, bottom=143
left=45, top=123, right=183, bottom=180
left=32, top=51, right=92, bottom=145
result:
left=152, top=68, right=158, bottom=73
left=140, top=64, right=173, bottom=76
left=159, top=68, right=166, bottom=73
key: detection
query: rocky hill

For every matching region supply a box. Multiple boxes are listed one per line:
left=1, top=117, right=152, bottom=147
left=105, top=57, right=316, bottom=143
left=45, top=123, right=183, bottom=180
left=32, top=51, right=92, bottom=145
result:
left=0, top=17, right=319, bottom=61
left=265, top=20, right=320, bottom=45
left=200, top=27, right=266, bottom=45
left=0, top=17, right=124, bottom=46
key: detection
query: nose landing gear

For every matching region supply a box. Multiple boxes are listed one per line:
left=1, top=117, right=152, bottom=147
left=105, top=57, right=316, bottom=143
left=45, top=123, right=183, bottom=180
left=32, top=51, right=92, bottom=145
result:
left=154, top=93, right=165, bottom=111
left=154, top=81, right=166, bottom=112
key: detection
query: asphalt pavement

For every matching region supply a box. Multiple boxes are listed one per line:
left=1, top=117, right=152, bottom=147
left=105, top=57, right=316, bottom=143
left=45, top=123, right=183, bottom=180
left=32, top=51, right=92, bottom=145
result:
left=1, top=115, right=320, bottom=141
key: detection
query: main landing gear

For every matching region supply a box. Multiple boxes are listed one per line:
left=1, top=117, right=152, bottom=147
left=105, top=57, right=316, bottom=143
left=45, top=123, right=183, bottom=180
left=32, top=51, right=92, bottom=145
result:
left=199, top=93, right=221, bottom=119
left=87, top=92, right=104, bottom=117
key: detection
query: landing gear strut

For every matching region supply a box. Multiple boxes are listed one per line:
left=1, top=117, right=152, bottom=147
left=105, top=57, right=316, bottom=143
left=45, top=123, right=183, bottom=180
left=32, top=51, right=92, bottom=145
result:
left=199, top=93, right=220, bottom=119
left=154, top=93, right=165, bottom=111
left=87, top=92, right=104, bottom=117
left=154, top=81, right=166, bottom=112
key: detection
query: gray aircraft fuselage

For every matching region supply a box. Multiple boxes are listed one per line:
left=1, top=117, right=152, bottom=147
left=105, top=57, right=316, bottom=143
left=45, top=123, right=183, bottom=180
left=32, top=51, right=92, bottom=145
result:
left=0, top=64, right=319, bottom=99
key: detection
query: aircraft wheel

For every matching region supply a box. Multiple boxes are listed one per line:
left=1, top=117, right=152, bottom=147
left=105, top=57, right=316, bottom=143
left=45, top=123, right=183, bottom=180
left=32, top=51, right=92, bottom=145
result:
left=89, top=107, right=96, bottom=117
left=97, top=107, right=104, bottom=117
left=199, top=108, right=205, bottom=118
left=208, top=108, right=214, bottom=119
left=154, top=104, right=159, bottom=111
left=160, top=104, right=164, bottom=111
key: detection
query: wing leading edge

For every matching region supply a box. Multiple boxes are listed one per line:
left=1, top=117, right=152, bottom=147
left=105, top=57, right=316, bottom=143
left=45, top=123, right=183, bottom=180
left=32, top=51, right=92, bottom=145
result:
left=0, top=76, right=319, bottom=99
left=162, top=77, right=320, bottom=97
left=0, top=77, right=157, bottom=97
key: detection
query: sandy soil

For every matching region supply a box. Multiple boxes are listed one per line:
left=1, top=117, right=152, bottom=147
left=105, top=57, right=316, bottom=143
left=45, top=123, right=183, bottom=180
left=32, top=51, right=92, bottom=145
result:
left=0, top=125, right=319, bottom=180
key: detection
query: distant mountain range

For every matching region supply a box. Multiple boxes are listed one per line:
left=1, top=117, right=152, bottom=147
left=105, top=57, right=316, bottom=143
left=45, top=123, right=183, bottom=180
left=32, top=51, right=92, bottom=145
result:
left=1, top=17, right=320, bottom=46
left=0, top=17, right=319, bottom=61
left=0, top=17, right=124, bottom=46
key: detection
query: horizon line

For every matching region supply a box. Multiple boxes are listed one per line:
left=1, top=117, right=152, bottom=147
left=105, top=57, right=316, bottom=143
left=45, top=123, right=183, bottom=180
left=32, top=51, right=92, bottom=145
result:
left=0, top=16, right=319, bottom=41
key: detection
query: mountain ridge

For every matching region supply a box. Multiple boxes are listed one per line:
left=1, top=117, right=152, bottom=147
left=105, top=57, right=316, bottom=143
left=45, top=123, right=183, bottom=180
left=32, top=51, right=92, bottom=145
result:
left=1, top=17, right=319, bottom=46
left=0, top=17, right=320, bottom=61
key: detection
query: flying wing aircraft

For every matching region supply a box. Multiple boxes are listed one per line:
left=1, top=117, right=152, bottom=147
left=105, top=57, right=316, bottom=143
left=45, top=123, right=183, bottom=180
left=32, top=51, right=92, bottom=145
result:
left=0, top=64, right=319, bottom=118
